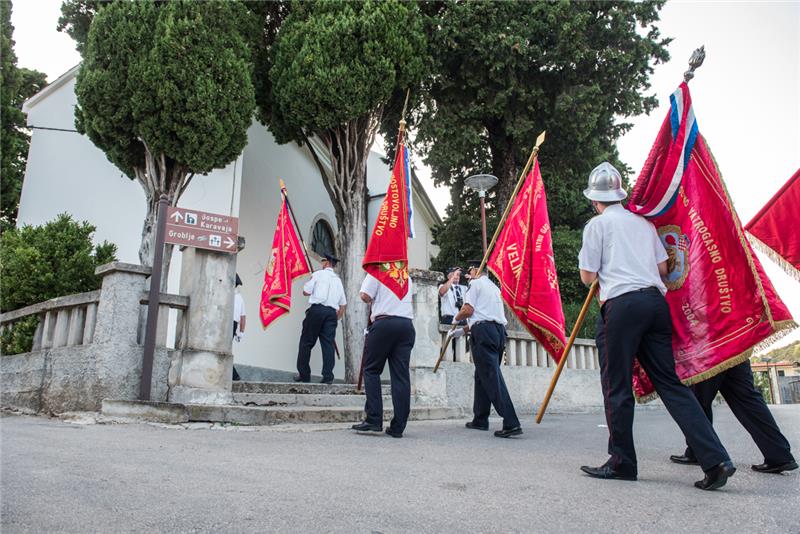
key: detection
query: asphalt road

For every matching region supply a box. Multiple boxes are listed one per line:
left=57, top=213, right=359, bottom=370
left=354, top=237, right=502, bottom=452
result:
left=2, top=406, right=798, bottom=533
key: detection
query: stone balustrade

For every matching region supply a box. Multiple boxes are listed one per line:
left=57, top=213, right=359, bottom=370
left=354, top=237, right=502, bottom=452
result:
left=1, top=262, right=186, bottom=413
left=1, top=290, right=100, bottom=351
left=438, top=325, right=599, bottom=370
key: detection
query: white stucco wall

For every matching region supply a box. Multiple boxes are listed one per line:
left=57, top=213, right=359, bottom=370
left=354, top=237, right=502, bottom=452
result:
left=18, top=74, right=242, bottom=299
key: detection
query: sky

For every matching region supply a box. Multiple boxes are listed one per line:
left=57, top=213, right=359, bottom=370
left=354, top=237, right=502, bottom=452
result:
left=10, top=0, right=800, bottom=349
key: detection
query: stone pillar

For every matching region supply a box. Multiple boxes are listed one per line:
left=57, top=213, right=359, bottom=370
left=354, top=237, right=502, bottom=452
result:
left=409, top=268, right=449, bottom=406
left=168, top=247, right=236, bottom=405
left=91, top=262, right=164, bottom=403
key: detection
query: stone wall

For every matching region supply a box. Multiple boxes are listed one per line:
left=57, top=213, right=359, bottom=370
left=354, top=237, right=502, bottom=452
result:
left=1, top=263, right=173, bottom=413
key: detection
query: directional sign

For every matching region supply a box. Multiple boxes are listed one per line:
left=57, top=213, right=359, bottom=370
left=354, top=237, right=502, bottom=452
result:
left=165, top=207, right=239, bottom=253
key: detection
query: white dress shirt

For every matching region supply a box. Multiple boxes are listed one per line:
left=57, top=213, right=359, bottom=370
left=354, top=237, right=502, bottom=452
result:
left=360, top=274, right=414, bottom=321
left=578, top=204, right=668, bottom=302
left=303, top=268, right=346, bottom=310
left=233, top=291, right=246, bottom=322
left=439, top=283, right=468, bottom=316
left=464, top=276, right=507, bottom=327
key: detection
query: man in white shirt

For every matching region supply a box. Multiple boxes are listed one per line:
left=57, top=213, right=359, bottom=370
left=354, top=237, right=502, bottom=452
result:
left=577, top=162, right=734, bottom=491
left=453, top=260, right=521, bottom=438
left=231, top=274, right=246, bottom=381
left=295, top=254, right=346, bottom=384
left=351, top=273, right=415, bottom=438
left=438, top=267, right=468, bottom=325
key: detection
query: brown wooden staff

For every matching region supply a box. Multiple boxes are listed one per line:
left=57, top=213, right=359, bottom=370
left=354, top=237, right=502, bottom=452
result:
left=535, top=279, right=599, bottom=423
left=433, top=131, right=546, bottom=373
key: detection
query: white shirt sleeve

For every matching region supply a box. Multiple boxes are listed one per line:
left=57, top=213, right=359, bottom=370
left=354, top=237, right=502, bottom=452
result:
left=464, top=280, right=480, bottom=308
left=303, top=271, right=317, bottom=295
left=650, top=224, right=669, bottom=263
left=578, top=220, right=602, bottom=273
left=359, top=274, right=379, bottom=300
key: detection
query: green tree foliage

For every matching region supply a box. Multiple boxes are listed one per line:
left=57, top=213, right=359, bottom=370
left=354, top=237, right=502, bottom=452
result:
left=421, top=1, right=670, bottom=336
left=751, top=365, right=773, bottom=404
left=418, top=1, right=670, bottom=225
left=256, top=0, right=428, bottom=382
left=56, top=0, right=111, bottom=54
left=760, top=341, right=800, bottom=364
left=1, top=1, right=48, bottom=232
left=71, top=0, right=256, bottom=269
left=0, top=214, right=117, bottom=354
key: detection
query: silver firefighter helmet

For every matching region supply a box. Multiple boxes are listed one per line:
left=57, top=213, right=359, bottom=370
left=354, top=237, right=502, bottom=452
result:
left=583, top=162, right=627, bottom=202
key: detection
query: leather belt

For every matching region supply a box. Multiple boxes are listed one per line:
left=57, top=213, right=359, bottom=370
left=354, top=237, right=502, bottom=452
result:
left=472, top=320, right=502, bottom=327
left=373, top=315, right=391, bottom=321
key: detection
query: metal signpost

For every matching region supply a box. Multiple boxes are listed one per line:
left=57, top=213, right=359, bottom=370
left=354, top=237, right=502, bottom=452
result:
left=140, top=203, right=240, bottom=401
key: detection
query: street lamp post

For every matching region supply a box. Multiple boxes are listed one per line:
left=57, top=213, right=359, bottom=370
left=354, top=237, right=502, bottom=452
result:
left=464, top=174, right=499, bottom=254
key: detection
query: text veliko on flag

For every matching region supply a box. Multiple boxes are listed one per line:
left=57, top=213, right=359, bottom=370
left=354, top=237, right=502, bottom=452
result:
left=628, top=82, right=795, bottom=401
left=488, top=160, right=566, bottom=361
left=260, top=198, right=311, bottom=328
left=362, top=139, right=412, bottom=298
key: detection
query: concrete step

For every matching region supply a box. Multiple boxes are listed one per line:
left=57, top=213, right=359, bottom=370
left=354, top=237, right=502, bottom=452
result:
left=233, top=392, right=392, bottom=408
left=232, top=381, right=391, bottom=396
left=187, top=404, right=465, bottom=426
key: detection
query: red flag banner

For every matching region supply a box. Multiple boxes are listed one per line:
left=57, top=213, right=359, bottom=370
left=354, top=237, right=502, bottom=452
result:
left=488, top=160, right=566, bottom=361
left=362, top=139, right=411, bottom=299
left=260, top=198, right=311, bottom=328
left=744, top=168, right=800, bottom=282
left=628, top=83, right=795, bottom=401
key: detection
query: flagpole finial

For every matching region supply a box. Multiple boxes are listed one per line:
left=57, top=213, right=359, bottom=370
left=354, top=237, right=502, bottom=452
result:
left=399, top=118, right=407, bottom=133
left=684, top=46, right=706, bottom=84
left=279, top=178, right=286, bottom=190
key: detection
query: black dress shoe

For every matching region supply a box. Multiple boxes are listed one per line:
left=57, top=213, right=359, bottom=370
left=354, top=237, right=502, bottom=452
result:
left=580, top=465, right=637, bottom=481
left=351, top=421, right=382, bottom=432
left=320, top=378, right=333, bottom=385
left=670, top=453, right=699, bottom=465
left=385, top=428, right=403, bottom=438
left=465, top=421, right=489, bottom=431
left=695, top=461, right=736, bottom=490
left=494, top=426, right=523, bottom=438
left=751, top=460, right=798, bottom=474
left=293, top=375, right=310, bottom=383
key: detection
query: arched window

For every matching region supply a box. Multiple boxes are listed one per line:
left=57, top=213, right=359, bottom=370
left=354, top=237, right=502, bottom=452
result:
left=311, top=218, right=336, bottom=258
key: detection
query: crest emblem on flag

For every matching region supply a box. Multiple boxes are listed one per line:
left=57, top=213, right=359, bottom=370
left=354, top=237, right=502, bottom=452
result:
left=658, top=225, right=690, bottom=290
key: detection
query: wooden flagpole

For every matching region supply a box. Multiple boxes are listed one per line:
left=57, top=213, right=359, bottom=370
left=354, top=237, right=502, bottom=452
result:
left=359, top=98, right=412, bottom=388
left=535, top=279, right=598, bottom=423
left=433, top=131, right=546, bottom=373
left=281, top=179, right=342, bottom=361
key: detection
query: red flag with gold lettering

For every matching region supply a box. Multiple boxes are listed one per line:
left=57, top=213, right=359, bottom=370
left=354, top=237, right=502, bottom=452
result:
left=260, top=198, right=311, bottom=328
left=628, top=83, right=794, bottom=401
left=362, top=136, right=411, bottom=298
left=488, top=160, right=566, bottom=361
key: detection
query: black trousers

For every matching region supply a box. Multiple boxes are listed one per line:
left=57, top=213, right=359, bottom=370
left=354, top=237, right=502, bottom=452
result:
left=683, top=360, right=795, bottom=465
left=470, top=322, right=520, bottom=429
left=296, top=304, right=338, bottom=381
left=596, top=288, right=729, bottom=475
left=363, top=317, right=415, bottom=433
